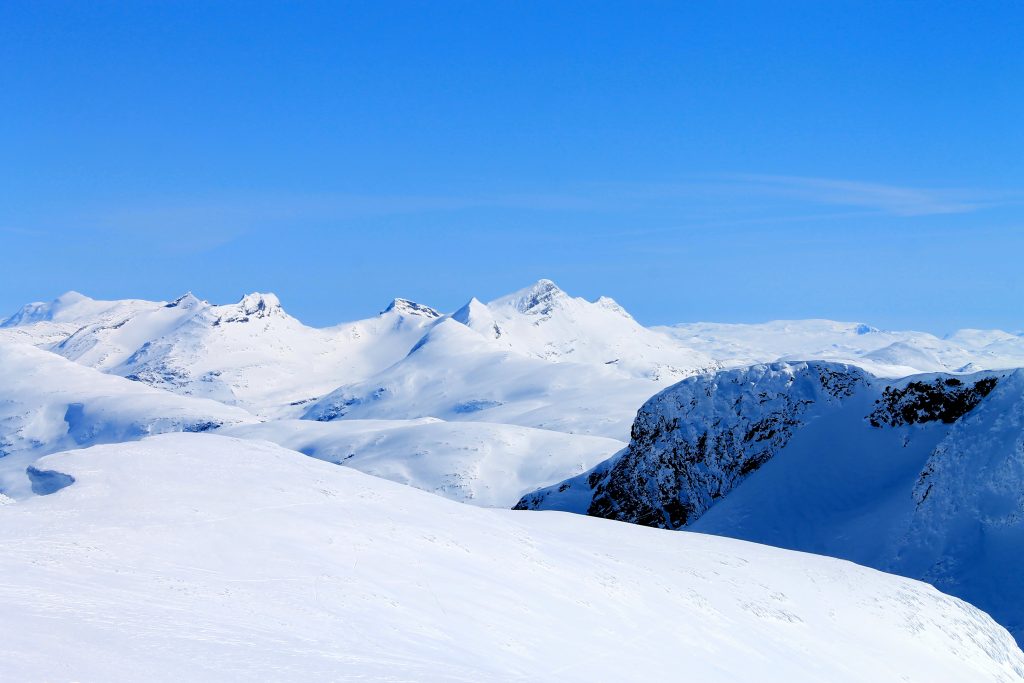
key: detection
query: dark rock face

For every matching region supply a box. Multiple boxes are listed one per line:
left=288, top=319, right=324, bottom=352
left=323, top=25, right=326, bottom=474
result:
left=182, top=421, right=223, bottom=433
left=214, top=293, right=283, bottom=324
left=868, top=376, right=998, bottom=427
left=518, top=362, right=869, bottom=528
left=382, top=298, right=442, bottom=319
left=586, top=362, right=868, bottom=528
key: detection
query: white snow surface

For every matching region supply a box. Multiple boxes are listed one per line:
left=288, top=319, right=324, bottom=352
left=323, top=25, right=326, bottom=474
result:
left=303, top=318, right=663, bottom=439
left=0, top=340, right=257, bottom=497
left=225, top=418, right=624, bottom=507
left=1, top=433, right=1022, bottom=683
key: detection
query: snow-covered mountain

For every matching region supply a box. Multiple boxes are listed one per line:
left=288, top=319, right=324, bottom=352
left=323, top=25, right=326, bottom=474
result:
left=300, top=280, right=715, bottom=440
left=302, top=316, right=665, bottom=439
left=0, top=341, right=257, bottom=497
left=454, top=279, right=717, bottom=380
left=1, top=290, right=442, bottom=414
left=236, top=279, right=717, bottom=439
left=517, top=361, right=1024, bottom=642
left=2, top=433, right=1021, bottom=682
left=1, top=282, right=715, bottom=435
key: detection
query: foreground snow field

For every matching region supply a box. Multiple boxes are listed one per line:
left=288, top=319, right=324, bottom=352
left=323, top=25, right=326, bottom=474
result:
left=1, top=434, right=1022, bottom=682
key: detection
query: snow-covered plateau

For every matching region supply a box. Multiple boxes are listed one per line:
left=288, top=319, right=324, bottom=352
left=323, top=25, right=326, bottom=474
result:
left=2, top=281, right=1024, bottom=678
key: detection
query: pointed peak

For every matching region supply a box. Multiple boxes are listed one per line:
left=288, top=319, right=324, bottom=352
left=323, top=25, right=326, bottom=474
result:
left=165, top=292, right=203, bottom=309
left=452, top=297, right=487, bottom=324
left=594, top=295, right=633, bottom=319
left=213, top=292, right=283, bottom=324
left=238, top=292, right=281, bottom=314
left=494, top=279, right=568, bottom=315
left=55, top=290, right=90, bottom=305
left=453, top=297, right=504, bottom=339
left=381, top=298, right=441, bottom=319
left=524, top=278, right=563, bottom=297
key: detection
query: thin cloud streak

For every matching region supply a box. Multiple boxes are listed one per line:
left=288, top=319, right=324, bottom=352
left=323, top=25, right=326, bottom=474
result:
left=722, top=174, right=1019, bottom=216
left=24, top=174, right=1020, bottom=238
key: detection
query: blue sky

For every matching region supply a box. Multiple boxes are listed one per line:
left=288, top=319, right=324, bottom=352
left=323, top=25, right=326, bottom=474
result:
left=2, top=1, right=1021, bottom=331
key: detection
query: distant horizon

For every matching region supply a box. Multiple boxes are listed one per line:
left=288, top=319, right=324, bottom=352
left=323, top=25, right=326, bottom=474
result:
left=6, top=279, right=1021, bottom=338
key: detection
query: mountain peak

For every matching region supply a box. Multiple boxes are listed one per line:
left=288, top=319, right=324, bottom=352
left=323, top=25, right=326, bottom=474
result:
left=381, top=298, right=441, bottom=319
left=497, top=279, right=568, bottom=315
left=213, top=292, right=283, bottom=324
left=165, top=292, right=203, bottom=309
left=55, top=290, right=90, bottom=305
left=594, top=296, right=632, bottom=319
left=452, top=297, right=503, bottom=339
left=1, top=291, right=94, bottom=327
left=452, top=297, right=483, bottom=319
left=239, top=292, right=281, bottom=313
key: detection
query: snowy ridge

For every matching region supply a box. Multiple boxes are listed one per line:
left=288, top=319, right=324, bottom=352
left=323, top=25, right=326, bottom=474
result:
left=0, top=433, right=1021, bottom=682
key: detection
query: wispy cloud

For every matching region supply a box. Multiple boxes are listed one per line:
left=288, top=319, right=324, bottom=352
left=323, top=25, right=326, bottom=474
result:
left=580, top=174, right=1022, bottom=217
left=99, top=191, right=601, bottom=228
left=717, top=174, right=1018, bottom=216
left=21, top=174, right=1019, bottom=246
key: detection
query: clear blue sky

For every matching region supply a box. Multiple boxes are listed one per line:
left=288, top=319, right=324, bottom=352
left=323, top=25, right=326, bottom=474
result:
left=2, top=1, right=1021, bottom=332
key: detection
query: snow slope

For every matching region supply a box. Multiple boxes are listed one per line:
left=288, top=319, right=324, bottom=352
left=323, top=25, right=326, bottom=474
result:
left=518, top=361, right=1024, bottom=643
left=1, top=433, right=1021, bottom=682
left=226, top=418, right=624, bottom=507
left=0, top=340, right=257, bottom=497
left=303, top=317, right=664, bottom=439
